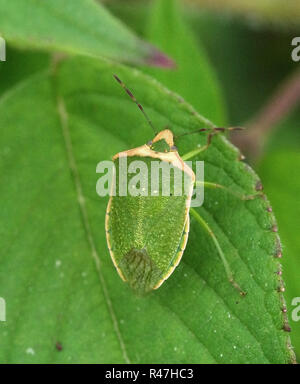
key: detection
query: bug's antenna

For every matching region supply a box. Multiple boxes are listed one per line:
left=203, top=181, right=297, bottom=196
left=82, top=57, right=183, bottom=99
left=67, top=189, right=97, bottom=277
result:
left=175, top=126, right=244, bottom=139
left=113, top=74, right=157, bottom=135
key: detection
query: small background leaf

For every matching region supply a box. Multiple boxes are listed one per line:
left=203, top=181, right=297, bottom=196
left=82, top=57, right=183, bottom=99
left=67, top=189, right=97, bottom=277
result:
left=0, top=0, right=170, bottom=67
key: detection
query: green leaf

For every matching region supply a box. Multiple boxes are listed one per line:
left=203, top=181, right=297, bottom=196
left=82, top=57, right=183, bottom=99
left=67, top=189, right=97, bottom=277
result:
left=0, top=48, right=49, bottom=95
left=0, top=56, right=295, bottom=363
left=145, top=0, right=226, bottom=125
left=0, top=0, right=172, bottom=67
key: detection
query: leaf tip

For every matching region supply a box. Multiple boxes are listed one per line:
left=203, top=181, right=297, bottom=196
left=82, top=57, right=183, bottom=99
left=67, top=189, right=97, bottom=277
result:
left=146, top=48, right=176, bottom=69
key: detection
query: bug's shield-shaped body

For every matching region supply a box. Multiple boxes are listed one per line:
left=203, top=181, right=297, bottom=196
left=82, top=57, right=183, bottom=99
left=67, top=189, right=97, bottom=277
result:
left=106, top=130, right=195, bottom=294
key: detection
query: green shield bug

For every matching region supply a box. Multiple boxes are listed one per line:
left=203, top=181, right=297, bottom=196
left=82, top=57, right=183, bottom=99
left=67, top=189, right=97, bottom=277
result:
left=106, top=127, right=195, bottom=294
left=105, top=75, right=255, bottom=295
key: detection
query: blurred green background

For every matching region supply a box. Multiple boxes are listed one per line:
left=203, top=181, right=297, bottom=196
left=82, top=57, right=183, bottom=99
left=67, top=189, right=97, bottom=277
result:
left=104, top=0, right=300, bottom=359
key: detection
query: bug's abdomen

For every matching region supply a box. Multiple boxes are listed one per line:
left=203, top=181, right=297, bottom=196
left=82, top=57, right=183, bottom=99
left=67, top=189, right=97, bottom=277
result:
left=119, top=248, right=163, bottom=294
left=106, top=194, right=189, bottom=293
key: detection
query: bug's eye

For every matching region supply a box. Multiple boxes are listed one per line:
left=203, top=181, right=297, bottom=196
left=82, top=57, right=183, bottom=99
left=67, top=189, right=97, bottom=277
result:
left=170, top=145, right=178, bottom=151
left=147, top=140, right=153, bottom=147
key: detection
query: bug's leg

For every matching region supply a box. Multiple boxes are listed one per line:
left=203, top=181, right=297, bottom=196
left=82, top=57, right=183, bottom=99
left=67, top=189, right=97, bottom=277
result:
left=190, top=208, right=246, bottom=296
left=180, top=126, right=243, bottom=161
left=182, top=132, right=263, bottom=200
left=195, top=181, right=263, bottom=201
left=181, top=133, right=215, bottom=161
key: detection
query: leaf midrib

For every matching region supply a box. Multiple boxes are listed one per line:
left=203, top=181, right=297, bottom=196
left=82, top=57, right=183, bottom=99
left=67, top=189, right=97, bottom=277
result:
left=52, top=77, right=131, bottom=363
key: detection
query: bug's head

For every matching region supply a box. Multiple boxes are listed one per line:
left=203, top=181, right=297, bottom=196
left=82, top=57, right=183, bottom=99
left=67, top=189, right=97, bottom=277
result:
left=147, top=129, right=177, bottom=153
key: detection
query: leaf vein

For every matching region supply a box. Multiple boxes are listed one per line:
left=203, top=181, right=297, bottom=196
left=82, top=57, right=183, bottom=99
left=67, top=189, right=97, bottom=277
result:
left=55, top=94, right=130, bottom=364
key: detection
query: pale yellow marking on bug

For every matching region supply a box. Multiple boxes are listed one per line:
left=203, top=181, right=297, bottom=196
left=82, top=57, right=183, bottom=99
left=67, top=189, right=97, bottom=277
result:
left=153, top=215, right=190, bottom=289
left=113, top=130, right=195, bottom=184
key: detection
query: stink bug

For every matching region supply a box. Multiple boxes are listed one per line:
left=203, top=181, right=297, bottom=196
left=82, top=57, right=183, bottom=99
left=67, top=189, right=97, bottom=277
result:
left=105, top=75, right=252, bottom=295
left=106, top=128, right=194, bottom=294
